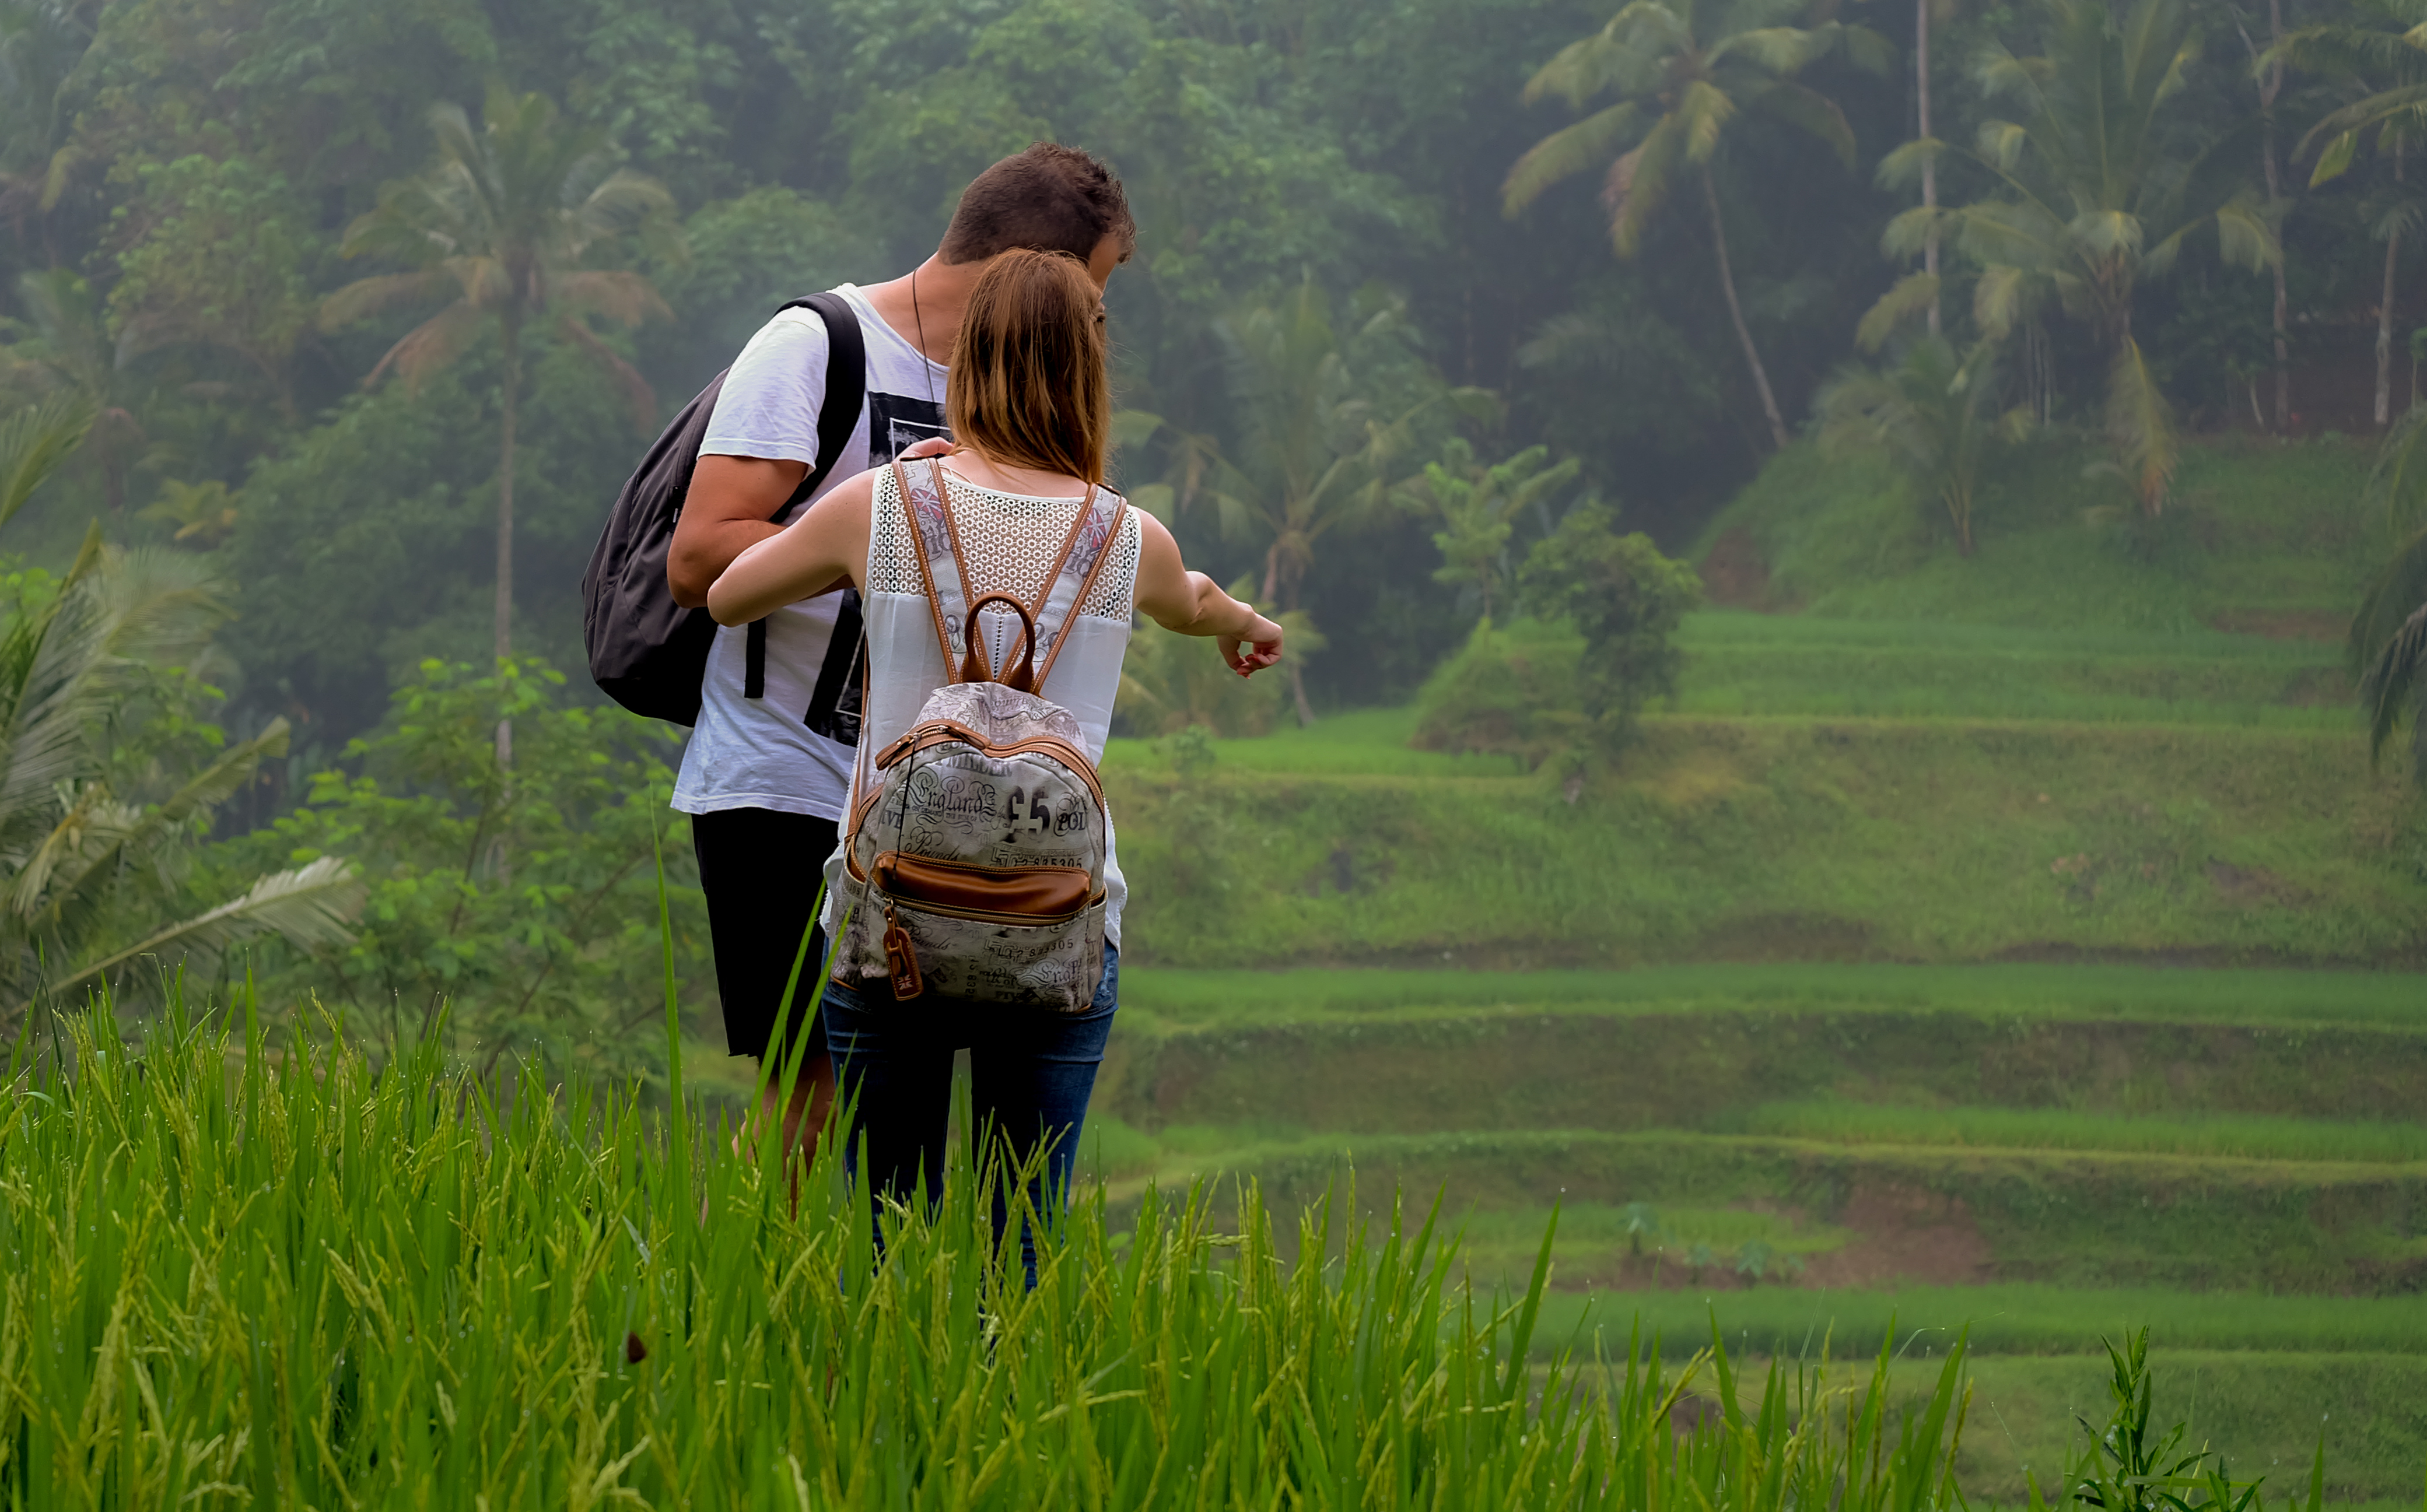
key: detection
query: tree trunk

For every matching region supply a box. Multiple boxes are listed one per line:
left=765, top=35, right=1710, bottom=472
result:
left=1701, top=169, right=1791, bottom=452
left=2380, top=230, right=2401, bottom=428
left=495, top=316, right=520, bottom=769
left=2261, top=0, right=2289, bottom=430
left=1280, top=561, right=1315, bottom=728
left=1917, top=0, right=1940, bottom=337
left=2386, top=140, right=2407, bottom=429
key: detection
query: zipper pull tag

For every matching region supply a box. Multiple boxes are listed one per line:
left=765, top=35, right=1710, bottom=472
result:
left=884, top=907, right=923, bottom=999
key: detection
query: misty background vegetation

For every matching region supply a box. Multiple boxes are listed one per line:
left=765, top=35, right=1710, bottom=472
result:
left=3, top=0, right=2426, bottom=1076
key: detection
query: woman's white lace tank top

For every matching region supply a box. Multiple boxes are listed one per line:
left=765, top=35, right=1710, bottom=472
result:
left=824, top=463, right=1144, bottom=944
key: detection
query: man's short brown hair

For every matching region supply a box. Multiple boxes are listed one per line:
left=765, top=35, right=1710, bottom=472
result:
left=946, top=250, right=1111, bottom=482
left=938, top=143, right=1135, bottom=266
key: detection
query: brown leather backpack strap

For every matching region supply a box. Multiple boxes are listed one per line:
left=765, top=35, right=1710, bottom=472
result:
left=1032, top=488, right=1129, bottom=690
left=929, top=457, right=983, bottom=637
left=891, top=458, right=972, bottom=680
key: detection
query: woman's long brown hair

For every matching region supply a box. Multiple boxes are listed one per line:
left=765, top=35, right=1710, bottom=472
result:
left=945, top=249, right=1110, bottom=483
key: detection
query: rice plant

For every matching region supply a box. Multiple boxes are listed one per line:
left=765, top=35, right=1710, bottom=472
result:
left=0, top=989, right=2021, bottom=1510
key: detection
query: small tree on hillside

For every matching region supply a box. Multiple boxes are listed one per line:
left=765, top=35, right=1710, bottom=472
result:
left=1129, top=282, right=1490, bottom=726
left=1816, top=335, right=2030, bottom=556
left=1397, top=440, right=1580, bottom=621
left=1517, top=501, right=1701, bottom=762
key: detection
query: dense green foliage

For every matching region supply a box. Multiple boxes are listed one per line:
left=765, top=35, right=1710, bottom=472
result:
left=10, top=0, right=2427, bottom=731
left=202, top=658, right=706, bottom=1077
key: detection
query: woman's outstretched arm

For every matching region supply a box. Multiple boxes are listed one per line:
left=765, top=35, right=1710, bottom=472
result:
left=1131, top=511, right=1284, bottom=676
left=706, top=470, right=876, bottom=626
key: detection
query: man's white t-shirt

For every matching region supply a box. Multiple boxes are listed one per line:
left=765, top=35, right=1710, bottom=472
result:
left=670, top=284, right=949, bottom=820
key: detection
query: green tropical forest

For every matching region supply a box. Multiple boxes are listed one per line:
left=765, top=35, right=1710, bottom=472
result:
left=4, top=0, right=2427, bottom=1503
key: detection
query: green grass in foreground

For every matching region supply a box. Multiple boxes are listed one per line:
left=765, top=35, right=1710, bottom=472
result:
left=1946, top=1350, right=2427, bottom=1504
left=1118, top=962, right=2427, bottom=1030
left=1732, top=1100, right=2427, bottom=1163
left=8, top=1002, right=2003, bottom=1511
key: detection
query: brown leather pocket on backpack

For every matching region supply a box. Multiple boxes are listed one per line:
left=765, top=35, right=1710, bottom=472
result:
left=872, top=851, right=1094, bottom=923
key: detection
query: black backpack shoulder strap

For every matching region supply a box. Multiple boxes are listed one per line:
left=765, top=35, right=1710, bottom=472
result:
left=776, top=290, right=868, bottom=518
left=745, top=290, right=870, bottom=699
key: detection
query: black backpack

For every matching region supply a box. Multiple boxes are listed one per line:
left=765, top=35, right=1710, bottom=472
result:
left=582, top=292, right=866, bottom=725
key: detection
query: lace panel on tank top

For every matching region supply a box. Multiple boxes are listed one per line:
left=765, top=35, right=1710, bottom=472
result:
left=868, top=467, right=1139, bottom=620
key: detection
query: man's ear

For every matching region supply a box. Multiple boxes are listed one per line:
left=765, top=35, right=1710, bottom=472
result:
left=1085, top=236, right=1123, bottom=290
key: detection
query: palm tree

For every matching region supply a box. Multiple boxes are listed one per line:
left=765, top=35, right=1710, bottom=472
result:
left=1395, top=439, right=1580, bottom=619
left=1504, top=0, right=1889, bottom=452
left=1129, top=285, right=1489, bottom=725
left=1817, top=335, right=2030, bottom=556
left=2273, top=0, right=2427, bottom=426
left=10, top=269, right=144, bottom=513
left=0, top=0, right=93, bottom=262
left=1874, top=0, right=2274, bottom=514
left=2351, top=406, right=2427, bottom=785
left=323, top=86, right=673, bottom=762
left=0, top=397, right=361, bottom=1029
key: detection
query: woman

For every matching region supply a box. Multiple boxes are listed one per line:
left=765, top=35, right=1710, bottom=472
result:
left=708, top=248, right=1282, bottom=1231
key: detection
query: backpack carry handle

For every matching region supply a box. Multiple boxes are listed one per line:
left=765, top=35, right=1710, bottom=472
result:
left=962, top=592, right=1039, bottom=692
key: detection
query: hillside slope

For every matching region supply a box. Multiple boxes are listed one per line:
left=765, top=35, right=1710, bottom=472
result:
left=1109, top=434, right=2423, bottom=969
left=1106, top=714, right=2425, bottom=967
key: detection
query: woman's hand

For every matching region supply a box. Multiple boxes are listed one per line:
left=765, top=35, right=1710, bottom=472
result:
left=1218, top=614, right=1285, bottom=676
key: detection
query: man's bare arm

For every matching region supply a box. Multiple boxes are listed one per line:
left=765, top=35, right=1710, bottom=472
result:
left=667, top=455, right=808, bottom=608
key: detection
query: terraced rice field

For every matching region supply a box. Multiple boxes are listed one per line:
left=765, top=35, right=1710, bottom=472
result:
left=1077, top=960, right=2427, bottom=1500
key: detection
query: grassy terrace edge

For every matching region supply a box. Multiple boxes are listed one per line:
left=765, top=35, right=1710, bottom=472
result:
left=1103, top=715, right=2427, bottom=970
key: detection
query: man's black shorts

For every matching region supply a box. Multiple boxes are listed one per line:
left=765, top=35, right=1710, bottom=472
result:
left=691, top=808, right=836, bottom=1064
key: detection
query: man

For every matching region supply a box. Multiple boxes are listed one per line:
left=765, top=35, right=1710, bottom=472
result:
left=667, top=143, right=1134, bottom=1156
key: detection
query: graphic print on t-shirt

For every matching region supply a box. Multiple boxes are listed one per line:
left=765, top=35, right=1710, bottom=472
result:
left=867, top=392, right=948, bottom=466
left=797, top=391, right=952, bottom=746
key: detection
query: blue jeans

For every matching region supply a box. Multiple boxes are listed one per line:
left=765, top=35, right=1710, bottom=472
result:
left=821, top=943, right=1118, bottom=1271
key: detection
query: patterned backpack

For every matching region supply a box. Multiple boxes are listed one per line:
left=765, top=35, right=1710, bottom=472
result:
left=833, top=458, right=1129, bottom=1011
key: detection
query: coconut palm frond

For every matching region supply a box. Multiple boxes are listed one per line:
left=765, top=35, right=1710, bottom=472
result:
left=555, top=314, right=659, bottom=432
left=1875, top=138, right=1949, bottom=192
left=1750, top=80, right=1855, bottom=168
left=3, top=784, right=131, bottom=919
left=1856, top=272, right=1943, bottom=351
left=0, top=549, right=224, bottom=831
left=41, top=855, right=364, bottom=1006
left=1503, top=103, right=1641, bottom=213
left=365, top=301, right=488, bottom=391
left=2106, top=337, right=2177, bottom=513
left=1609, top=120, right=1684, bottom=256
left=317, top=269, right=453, bottom=332
left=2304, top=79, right=2427, bottom=157
left=2355, top=575, right=2427, bottom=777
left=0, top=389, right=95, bottom=534
left=2363, top=401, right=2427, bottom=534
left=1523, top=27, right=1625, bottom=108
left=30, top=719, right=290, bottom=943
left=575, top=168, right=677, bottom=233
left=551, top=269, right=672, bottom=328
